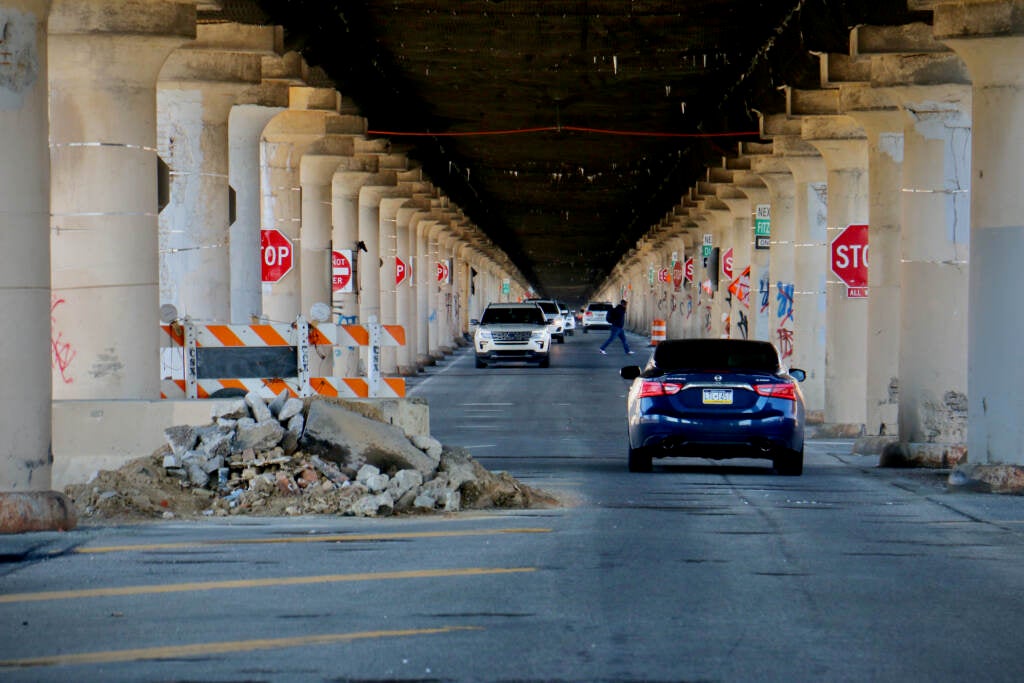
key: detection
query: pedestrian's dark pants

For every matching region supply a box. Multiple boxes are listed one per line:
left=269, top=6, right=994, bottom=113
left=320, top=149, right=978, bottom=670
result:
left=600, top=326, right=630, bottom=353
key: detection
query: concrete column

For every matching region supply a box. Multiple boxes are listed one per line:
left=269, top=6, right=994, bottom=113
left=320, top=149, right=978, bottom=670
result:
left=847, top=109, right=905, bottom=437
left=157, top=24, right=278, bottom=323
left=377, top=191, right=413, bottom=374
left=414, top=216, right=436, bottom=365
left=804, top=114, right=870, bottom=433
left=228, top=52, right=304, bottom=323
left=397, top=202, right=430, bottom=375
left=260, top=86, right=351, bottom=322
left=299, top=137, right=359, bottom=318
left=49, top=0, right=194, bottom=399
left=751, top=156, right=798, bottom=366
left=774, top=131, right=828, bottom=420
left=934, top=6, right=1024, bottom=465
left=1, top=0, right=51, bottom=491
left=897, top=96, right=971, bottom=453
left=732, top=167, right=772, bottom=342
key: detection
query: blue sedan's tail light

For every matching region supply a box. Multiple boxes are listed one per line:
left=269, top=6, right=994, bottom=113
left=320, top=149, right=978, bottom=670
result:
left=753, top=382, right=798, bottom=401
left=638, top=380, right=684, bottom=398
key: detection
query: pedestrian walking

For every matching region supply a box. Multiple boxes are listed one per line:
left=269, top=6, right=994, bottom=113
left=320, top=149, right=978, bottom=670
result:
left=599, top=299, right=635, bottom=355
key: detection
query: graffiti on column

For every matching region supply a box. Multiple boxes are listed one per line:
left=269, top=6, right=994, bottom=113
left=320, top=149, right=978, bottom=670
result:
left=685, top=295, right=693, bottom=320
left=703, top=306, right=712, bottom=335
left=51, top=295, right=76, bottom=384
left=737, top=310, right=749, bottom=340
left=759, top=273, right=771, bottom=315
left=775, top=282, right=795, bottom=361
left=721, top=312, right=731, bottom=339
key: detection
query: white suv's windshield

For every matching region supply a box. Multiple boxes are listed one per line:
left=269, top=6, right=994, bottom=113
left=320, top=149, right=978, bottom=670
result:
left=481, top=306, right=546, bottom=325
left=536, top=301, right=559, bottom=315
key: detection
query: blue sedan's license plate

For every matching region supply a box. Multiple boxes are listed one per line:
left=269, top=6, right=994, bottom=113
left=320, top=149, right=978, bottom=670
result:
left=702, top=388, right=733, bottom=404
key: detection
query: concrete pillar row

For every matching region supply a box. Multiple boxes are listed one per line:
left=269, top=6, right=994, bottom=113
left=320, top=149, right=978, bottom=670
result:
left=49, top=0, right=195, bottom=400
left=1, top=0, right=51, bottom=491
left=934, top=4, right=1024, bottom=467
left=157, top=23, right=281, bottom=324
left=803, top=114, right=870, bottom=434
left=396, top=200, right=432, bottom=375
left=228, top=51, right=306, bottom=323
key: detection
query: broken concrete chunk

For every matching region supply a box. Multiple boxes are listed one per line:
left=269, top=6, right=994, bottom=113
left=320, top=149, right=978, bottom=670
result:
left=278, top=398, right=304, bottom=423
left=388, top=469, right=424, bottom=499
left=268, top=389, right=290, bottom=418
left=164, top=425, right=196, bottom=458
left=411, top=434, right=443, bottom=460
left=349, top=492, right=394, bottom=517
left=211, top=398, right=249, bottom=421
left=301, top=401, right=440, bottom=475
left=245, top=391, right=274, bottom=423
left=233, top=420, right=285, bottom=451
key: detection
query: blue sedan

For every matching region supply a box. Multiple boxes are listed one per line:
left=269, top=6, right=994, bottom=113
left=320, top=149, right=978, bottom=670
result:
left=620, top=339, right=806, bottom=475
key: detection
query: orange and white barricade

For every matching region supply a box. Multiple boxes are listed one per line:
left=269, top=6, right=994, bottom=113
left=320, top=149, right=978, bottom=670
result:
left=650, top=318, right=667, bottom=346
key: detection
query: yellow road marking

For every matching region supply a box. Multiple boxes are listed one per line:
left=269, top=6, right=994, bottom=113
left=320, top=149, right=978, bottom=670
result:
left=0, top=566, right=535, bottom=604
left=0, top=625, right=483, bottom=669
left=76, top=526, right=552, bottom=554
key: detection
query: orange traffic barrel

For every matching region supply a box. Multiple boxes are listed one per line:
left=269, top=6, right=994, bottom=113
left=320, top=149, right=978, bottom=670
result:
left=650, top=318, right=666, bottom=346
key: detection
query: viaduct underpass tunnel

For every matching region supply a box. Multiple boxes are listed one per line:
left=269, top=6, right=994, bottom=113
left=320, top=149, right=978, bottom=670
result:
left=1, top=1, right=1022, bottom=503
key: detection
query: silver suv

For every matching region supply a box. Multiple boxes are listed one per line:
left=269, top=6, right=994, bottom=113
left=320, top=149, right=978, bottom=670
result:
left=582, top=301, right=613, bottom=332
left=473, top=302, right=551, bottom=368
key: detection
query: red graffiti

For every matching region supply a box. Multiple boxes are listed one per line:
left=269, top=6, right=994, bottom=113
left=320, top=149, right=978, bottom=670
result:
left=51, top=296, right=76, bottom=384
left=776, top=327, right=794, bottom=360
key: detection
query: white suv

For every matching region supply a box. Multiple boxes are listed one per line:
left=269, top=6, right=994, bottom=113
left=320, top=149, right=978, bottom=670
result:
left=529, top=299, right=566, bottom=343
left=582, top=301, right=613, bottom=332
left=473, top=303, right=551, bottom=368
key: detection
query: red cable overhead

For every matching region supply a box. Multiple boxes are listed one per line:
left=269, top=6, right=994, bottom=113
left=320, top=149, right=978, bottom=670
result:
left=365, top=125, right=759, bottom=138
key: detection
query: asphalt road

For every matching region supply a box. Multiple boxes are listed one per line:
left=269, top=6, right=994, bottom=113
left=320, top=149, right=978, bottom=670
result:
left=4, top=331, right=1024, bottom=682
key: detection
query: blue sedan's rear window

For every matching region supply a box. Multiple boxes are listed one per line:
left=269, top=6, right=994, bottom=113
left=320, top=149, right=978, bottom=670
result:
left=653, top=340, right=780, bottom=372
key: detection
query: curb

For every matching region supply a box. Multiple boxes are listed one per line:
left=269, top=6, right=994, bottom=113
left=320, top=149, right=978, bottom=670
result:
left=0, top=491, right=78, bottom=534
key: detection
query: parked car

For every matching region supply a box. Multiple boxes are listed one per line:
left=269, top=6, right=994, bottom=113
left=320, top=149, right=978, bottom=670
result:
left=558, top=301, right=576, bottom=335
left=528, top=299, right=566, bottom=343
left=581, top=301, right=613, bottom=332
left=473, top=302, right=551, bottom=368
left=619, top=339, right=806, bottom=475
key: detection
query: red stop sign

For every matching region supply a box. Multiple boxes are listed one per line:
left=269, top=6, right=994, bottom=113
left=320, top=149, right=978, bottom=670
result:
left=831, top=224, right=869, bottom=297
left=261, top=229, right=293, bottom=283
left=684, top=257, right=694, bottom=283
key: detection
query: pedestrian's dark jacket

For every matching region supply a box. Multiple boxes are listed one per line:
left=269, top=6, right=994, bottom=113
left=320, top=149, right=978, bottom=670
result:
left=606, top=303, right=626, bottom=328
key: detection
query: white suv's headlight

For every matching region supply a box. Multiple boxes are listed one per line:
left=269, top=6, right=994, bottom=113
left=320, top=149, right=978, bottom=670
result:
left=530, top=329, right=546, bottom=340
left=477, top=329, right=492, bottom=340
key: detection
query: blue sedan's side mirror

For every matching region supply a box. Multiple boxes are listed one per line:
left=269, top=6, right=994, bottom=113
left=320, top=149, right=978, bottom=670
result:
left=620, top=366, right=641, bottom=380
left=789, top=368, right=806, bottom=382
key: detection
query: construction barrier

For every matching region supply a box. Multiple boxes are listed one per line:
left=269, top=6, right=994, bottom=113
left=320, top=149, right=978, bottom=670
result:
left=160, top=315, right=405, bottom=399
left=650, top=318, right=666, bottom=346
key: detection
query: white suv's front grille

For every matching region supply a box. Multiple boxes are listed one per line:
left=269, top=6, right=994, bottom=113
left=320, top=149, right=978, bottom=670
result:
left=492, top=331, right=532, bottom=342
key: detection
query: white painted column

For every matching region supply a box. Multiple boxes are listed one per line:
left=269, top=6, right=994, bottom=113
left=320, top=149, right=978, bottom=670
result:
left=378, top=191, right=412, bottom=374
left=259, top=87, right=344, bottom=322
left=49, top=0, right=193, bottom=399
left=397, top=203, right=429, bottom=375
left=936, top=8, right=1023, bottom=465
left=228, top=51, right=304, bottom=323
left=778, top=137, right=828, bottom=420
left=751, top=156, right=798, bottom=364
left=847, top=110, right=905, bottom=437
left=157, top=24, right=275, bottom=323
left=898, top=98, right=971, bottom=448
left=804, top=115, right=870, bottom=432
left=414, top=216, right=436, bottom=365
left=1, top=0, right=51, bottom=491
left=721, top=191, right=754, bottom=341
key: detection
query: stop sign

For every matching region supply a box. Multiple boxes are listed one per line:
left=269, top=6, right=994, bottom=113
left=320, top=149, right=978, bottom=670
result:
left=260, top=229, right=293, bottom=283
left=831, top=224, right=869, bottom=297
left=684, top=257, right=694, bottom=283
left=672, top=260, right=683, bottom=290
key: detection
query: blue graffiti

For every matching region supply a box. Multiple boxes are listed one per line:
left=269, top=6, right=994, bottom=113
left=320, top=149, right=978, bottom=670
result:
left=776, top=282, right=794, bottom=324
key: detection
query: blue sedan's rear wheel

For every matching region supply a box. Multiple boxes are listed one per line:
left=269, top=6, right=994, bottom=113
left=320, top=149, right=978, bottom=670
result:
left=628, top=445, right=652, bottom=473
left=774, top=448, right=804, bottom=476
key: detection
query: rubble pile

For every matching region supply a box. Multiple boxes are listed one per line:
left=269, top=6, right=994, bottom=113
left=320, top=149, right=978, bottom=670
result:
left=65, top=393, right=558, bottom=521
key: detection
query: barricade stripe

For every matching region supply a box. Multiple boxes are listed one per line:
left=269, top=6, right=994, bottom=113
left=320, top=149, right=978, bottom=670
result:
left=341, top=325, right=370, bottom=346
left=160, top=324, right=185, bottom=348
left=308, top=327, right=335, bottom=346
left=383, top=377, right=406, bottom=397
left=342, top=378, right=370, bottom=398
left=384, top=325, right=406, bottom=346
left=252, top=325, right=291, bottom=347
left=205, top=325, right=246, bottom=347
left=219, top=379, right=248, bottom=392
left=309, top=378, right=339, bottom=397
left=263, top=379, right=296, bottom=397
